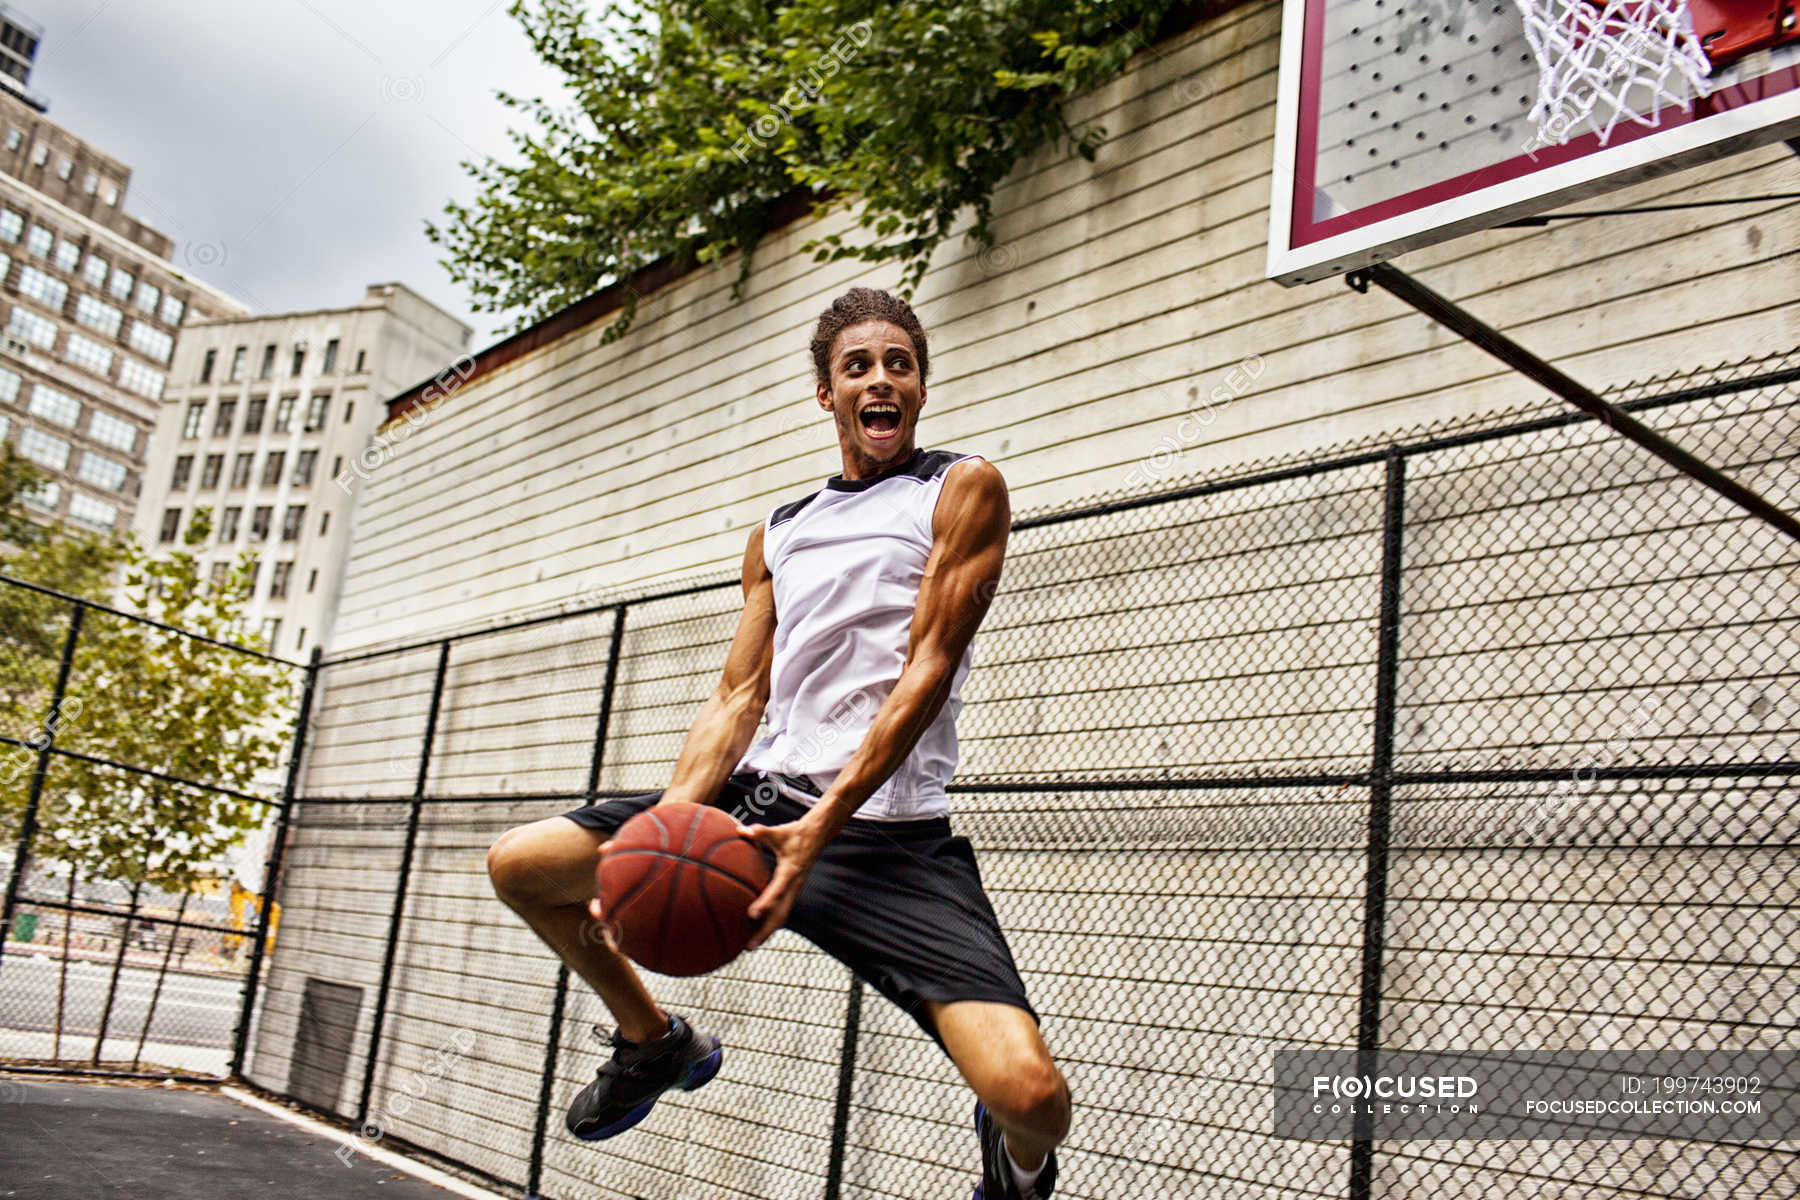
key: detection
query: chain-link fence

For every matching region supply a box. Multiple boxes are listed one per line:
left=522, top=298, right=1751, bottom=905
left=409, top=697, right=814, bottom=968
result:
left=246, top=351, right=1798, bottom=1199
left=0, top=576, right=308, bottom=1081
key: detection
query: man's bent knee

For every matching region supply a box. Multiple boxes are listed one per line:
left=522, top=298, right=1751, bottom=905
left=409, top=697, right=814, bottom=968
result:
left=983, top=1058, right=1071, bottom=1141
left=487, top=819, right=603, bottom=909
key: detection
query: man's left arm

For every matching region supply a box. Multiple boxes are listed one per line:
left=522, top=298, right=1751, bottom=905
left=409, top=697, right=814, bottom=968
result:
left=744, top=458, right=1011, bottom=947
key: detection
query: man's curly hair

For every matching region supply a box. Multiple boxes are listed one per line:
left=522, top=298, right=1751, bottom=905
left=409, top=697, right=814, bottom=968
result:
left=809, top=287, right=930, bottom=387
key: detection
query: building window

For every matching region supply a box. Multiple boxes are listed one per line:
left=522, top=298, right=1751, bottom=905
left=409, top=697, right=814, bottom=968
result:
left=201, top=453, right=223, bottom=488
left=258, top=344, right=275, bottom=380
left=240, top=557, right=260, bottom=597
left=18, top=427, right=70, bottom=470
left=67, top=493, right=116, bottom=531
left=259, top=617, right=281, bottom=647
left=81, top=254, right=107, bottom=287
left=52, top=240, right=79, bottom=272
left=134, top=281, right=160, bottom=314
left=269, top=561, right=293, bottom=598
left=3, top=129, right=17, bottom=151
left=200, top=348, right=216, bottom=383
left=281, top=505, right=305, bottom=541
left=209, top=561, right=229, bottom=589
left=293, top=449, right=317, bottom=485
left=74, top=294, right=123, bottom=337
left=0, top=365, right=17, bottom=401
left=322, top=338, right=339, bottom=373
left=342, top=400, right=354, bottom=424
left=56, top=156, right=72, bottom=181
left=78, top=452, right=128, bottom=492
left=159, top=507, right=182, bottom=543
left=63, top=333, right=113, bottom=377
left=88, top=410, right=136, bottom=453
left=182, top=401, right=206, bottom=439
left=160, top=294, right=184, bottom=326
left=212, top=399, right=236, bottom=437
left=25, top=224, right=51, bottom=256
left=290, top=345, right=305, bottom=376
left=244, top=395, right=266, bottom=434
left=118, top=360, right=164, bottom=399
left=330, top=455, right=342, bottom=479
left=306, top=567, right=318, bottom=593
left=22, top=481, right=58, bottom=511
left=218, top=506, right=241, bottom=541
left=318, top=510, right=330, bottom=535
left=28, top=143, right=46, bottom=167
left=273, top=394, right=296, bottom=432
left=250, top=505, right=272, bottom=541
left=170, top=454, right=193, bottom=490
left=228, top=345, right=246, bottom=381
left=27, top=384, right=81, bottom=427
left=17, top=264, right=68, bottom=308
left=261, top=451, right=285, bottom=487
left=107, top=266, right=134, bottom=300
left=6, top=307, right=56, bottom=348
left=304, top=393, right=328, bottom=432
left=102, top=184, right=118, bottom=206
left=0, top=209, right=18, bottom=241
left=127, top=322, right=173, bottom=363
left=84, top=171, right=98, bottom=195
left=296, top=627, right=306, bottom=650
left=354, top=349, right=366, bottom=373
left=230, top=453, right=253, bottom=488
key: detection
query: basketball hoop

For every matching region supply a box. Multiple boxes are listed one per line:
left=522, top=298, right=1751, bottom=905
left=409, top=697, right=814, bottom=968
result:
left=1513, top=0, right=1715, bottom=146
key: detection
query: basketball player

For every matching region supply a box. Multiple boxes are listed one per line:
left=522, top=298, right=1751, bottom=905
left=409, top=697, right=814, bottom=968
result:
left=487, top=287, right=1069, bottom=1199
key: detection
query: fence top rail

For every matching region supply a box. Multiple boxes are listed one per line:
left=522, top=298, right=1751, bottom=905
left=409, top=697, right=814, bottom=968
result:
left=0, top=572, right=307, bottom=669
left=0, top=734, right=282, bottom=806
left=311, top=357, right=1800, bottom=667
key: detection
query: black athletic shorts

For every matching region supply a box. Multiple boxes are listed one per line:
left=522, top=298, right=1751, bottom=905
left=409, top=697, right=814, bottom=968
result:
left=561, top=771, right=1036, bottom=1046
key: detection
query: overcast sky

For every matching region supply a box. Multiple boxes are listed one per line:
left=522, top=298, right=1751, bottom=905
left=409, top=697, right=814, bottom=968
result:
left=25, top=0, right=575, bottom=347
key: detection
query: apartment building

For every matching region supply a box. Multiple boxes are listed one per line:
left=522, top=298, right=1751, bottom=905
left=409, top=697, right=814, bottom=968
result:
left=130, top=283, right=470, bottom=656
left=0, top=90, right=247, bottom=536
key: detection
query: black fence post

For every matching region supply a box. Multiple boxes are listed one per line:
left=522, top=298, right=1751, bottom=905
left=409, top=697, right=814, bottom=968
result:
left=232, top=645, right=323, bottom=1079
left=528, top=603, right=628, bottom=1197
left=1347, top=449, right=1407, bottom=1200
left=823, top=978, right=864, bottom=1200
left=0, top=600, right=84, bottom=985
left=358, top=638, right=452, bottom=1127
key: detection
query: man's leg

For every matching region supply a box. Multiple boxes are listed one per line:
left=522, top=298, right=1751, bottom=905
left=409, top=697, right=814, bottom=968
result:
left=485, top=816, right=667, bottom=1042
left=931, top=999, right=1071, bottom=1171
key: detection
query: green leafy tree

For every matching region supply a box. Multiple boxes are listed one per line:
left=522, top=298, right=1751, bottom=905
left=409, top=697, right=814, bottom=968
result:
left=428, top=0, right=1194, bottom=337
left=2, top=477, right=294, bottom=891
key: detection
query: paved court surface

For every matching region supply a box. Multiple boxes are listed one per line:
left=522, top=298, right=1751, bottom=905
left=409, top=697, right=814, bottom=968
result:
left=0, top=1077, right=471, bottom=1198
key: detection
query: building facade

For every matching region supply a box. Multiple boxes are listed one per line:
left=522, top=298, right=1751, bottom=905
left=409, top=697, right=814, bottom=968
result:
left=130, top=283, right=470, bottom=657
left=0, top=91, right=247, bottom=538
left=0, top=4, right=43, bottom=112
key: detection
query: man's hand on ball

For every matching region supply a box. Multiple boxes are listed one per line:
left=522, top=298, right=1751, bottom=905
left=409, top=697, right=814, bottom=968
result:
left=741, top=816, right=829, bottom=950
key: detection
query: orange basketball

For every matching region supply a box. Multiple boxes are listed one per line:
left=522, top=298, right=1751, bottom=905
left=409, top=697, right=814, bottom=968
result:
left=597, top=802, right=773, bottom=977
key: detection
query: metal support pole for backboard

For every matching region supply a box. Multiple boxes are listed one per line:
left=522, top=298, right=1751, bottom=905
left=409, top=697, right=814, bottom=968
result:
left=1346, top=261, right=1800, bottom=544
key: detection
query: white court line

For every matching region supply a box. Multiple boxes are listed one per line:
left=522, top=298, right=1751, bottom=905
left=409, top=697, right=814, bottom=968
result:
left=220, top=1085, right=511, bottom=1200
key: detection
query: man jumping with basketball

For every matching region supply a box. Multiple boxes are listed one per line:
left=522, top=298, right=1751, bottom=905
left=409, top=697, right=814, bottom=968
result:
left=487, top=287, right=1069, bottom=1199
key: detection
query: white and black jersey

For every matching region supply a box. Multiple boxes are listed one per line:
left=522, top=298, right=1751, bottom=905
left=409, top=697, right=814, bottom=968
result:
left=736, top=447, right=985, bottom=820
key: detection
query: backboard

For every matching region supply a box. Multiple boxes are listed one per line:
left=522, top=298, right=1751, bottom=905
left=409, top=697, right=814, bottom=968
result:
left=1267, top=0, right=1800, bottom=284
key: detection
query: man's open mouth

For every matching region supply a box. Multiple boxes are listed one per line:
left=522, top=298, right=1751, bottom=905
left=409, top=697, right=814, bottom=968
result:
left=859, top=403, right=901, bottom=435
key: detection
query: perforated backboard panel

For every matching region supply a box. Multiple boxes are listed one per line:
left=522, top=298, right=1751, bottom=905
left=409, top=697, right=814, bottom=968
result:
left=1268, top=0, right=1800, bottom=283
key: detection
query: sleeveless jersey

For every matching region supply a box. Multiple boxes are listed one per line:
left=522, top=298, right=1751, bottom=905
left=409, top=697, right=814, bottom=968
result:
left=735, top=448, right=985, bottom=820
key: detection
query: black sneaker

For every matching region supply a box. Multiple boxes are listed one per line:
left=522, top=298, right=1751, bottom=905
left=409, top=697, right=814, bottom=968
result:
left=974, top=1100, right=1058, bottom=1199
left=565, top=1013, right=722, bottom=1141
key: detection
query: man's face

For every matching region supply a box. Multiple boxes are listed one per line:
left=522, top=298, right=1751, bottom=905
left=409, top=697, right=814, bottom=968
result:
left=817, top=320, right=926, bottom=478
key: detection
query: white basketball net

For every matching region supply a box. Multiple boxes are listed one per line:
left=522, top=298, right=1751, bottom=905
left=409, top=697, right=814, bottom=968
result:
left=1512, top=0, right=1715, bottom=147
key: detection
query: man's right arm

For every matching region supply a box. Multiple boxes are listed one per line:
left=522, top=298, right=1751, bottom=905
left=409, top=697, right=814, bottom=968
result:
left=656, top=524, right=777, bottom=807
